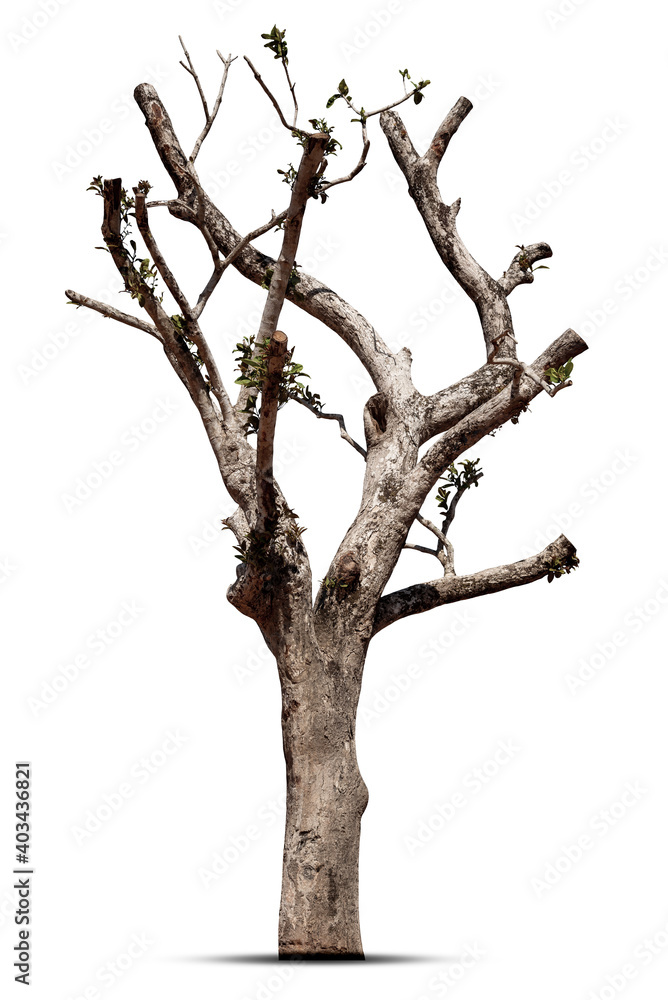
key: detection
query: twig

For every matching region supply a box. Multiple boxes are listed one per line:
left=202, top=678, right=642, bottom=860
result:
left=243, top=56, right=308, bottom=137
left=190, top=51, right=238, bottom=163
left=179, top=36, right=209, bottom=118
left=193, top=208, right=288, bottom=320
left=416, top=512, right=455, bottom=574
left=292, top=396, right=367, bottom=458
left=133, top=188, right=232, bottom=418
left=319, top=121, right=370, bottom=194
left=282, top=59, right=298, bottom=128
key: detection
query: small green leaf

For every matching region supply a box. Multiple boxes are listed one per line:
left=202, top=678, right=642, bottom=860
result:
left=338, top=78, right=349, bottom=96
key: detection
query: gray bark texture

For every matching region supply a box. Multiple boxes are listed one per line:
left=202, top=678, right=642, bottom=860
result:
left=66, top=53, right=588, bottom=959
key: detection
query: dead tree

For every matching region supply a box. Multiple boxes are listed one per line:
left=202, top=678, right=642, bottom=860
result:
left=66, top=29, right=587, bottom=959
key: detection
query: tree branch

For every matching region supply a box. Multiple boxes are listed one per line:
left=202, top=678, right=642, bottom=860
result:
left=498, top=242, right=553, bottom=296
left=133, top=83, right=399, bottom=394
left=422, top=96, right=473, bottom=177
left=292, top=395, right=367, bottom=458
left=381, top=103, right=517, bottom=362
left=186, top=46, right=237, bottom=163
left=64, top=290, right=162, bottom=340
left=373, top=534, right=576, bottom=635
left=420, top=327, right=586, bottom=443
left=402, top=329, right=588, bottom=517
left=256, top=330, right=288, bottom=530
left=243, top=56, right=308, bottom=137
left=133, top=188, right=234, bottom=422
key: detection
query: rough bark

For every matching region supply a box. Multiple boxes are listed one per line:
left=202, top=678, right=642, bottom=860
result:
left=277, top=641, right=368, bottom=958
left=66, top=55, right=590, bottom=960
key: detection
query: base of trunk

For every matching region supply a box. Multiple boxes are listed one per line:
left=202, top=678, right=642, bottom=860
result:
left=278, top=950, right=365, bottom=961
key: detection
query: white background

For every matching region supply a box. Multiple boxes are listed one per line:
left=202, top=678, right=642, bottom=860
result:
left=3, top=0, right=668, bottom=997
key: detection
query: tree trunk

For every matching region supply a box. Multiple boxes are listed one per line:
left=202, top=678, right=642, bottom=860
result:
left=277, top=648, right=368, bottom=959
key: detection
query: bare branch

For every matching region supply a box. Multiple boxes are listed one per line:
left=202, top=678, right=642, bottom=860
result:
left=282, top=59, right=299, bottom=128
left=319, top=122, right=371, bottom=194
left=292, top=395, right=367, bottom=459
left=193, top=208, right=288, bottom=320
left=190, top=51, right=238, bottom=163
left=133, top=188, right=233, bottom=421
left=256, top=330, right=288, bottom=529
left=64, top=290, right=162, bottom=340
left=422, top=96, right=473, bottom=177
left=415, top=513, right=455, bottom=573
left=133, top=83, right=398, bottom=393
left=498, top=243, right=553, bottom=296
left=373, top=534, right=577, bottom=636
left=402, top=330, right=588, bottom=522
left=243, top=56, right=308, bottom=137
left=380, top=104, right=517, bottom=362
left=179, top=36, right=210, bottom=119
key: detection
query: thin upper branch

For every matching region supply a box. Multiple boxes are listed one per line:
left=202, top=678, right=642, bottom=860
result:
left=374, top=534, right=576, bottom=635
left=133, top=83, right=397, bottom=393
left=133, top=188, right=233, bottom=422
left=243, top=56, right=308, bottom=137
left=179, top=36, right=210, bottom=118
left=189, top=47, right=237, bottom=163
left=256, top=330, right=288, bottom=529
left=292, top=395, right=367, bottom=459
left=64, top=290, right=162, bottom=340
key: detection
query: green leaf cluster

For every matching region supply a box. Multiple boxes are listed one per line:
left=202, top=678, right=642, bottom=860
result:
left=435, top=458, right=482, bottom=512
left=232, top=334, right=320, bottom=435
left=546, top=552, right=580, bottom=583
left=261, top=25, right=288, bottom=63
left=543, top=359, right=574, bottom=385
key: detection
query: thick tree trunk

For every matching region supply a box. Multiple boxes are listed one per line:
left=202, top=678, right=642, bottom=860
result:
left=277, top=649, right=368, bottom=959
